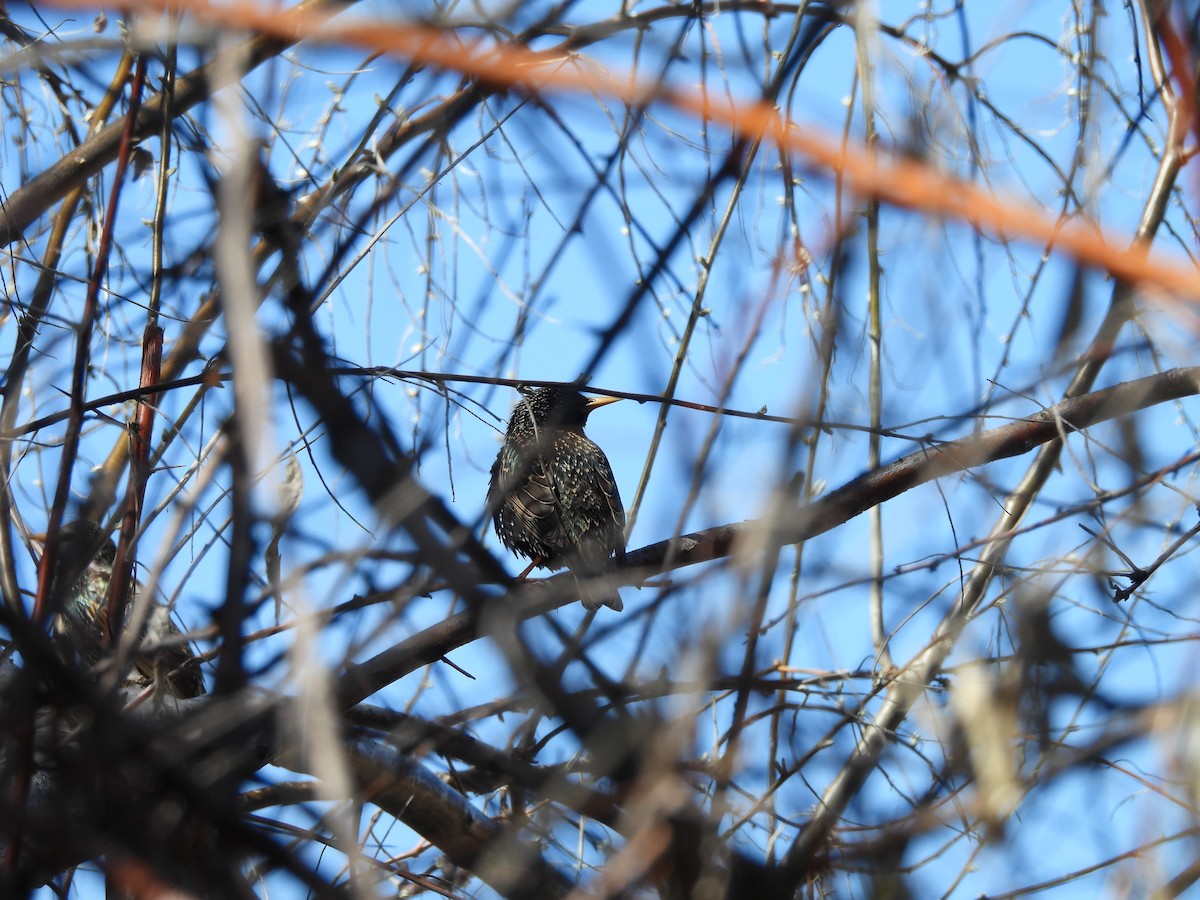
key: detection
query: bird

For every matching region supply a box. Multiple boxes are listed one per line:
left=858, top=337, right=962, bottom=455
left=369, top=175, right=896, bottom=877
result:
left=488, top=387, right=626, bottom=611
left=37, top=520, right=205, bottom=700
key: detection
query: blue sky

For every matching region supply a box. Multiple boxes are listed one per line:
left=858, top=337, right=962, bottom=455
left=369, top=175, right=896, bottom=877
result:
left=7, top=0, right=1200, bottom=896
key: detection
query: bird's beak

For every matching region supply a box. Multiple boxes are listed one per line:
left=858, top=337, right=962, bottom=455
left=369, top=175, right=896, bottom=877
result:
left=584, top=396, right=621, bottom=411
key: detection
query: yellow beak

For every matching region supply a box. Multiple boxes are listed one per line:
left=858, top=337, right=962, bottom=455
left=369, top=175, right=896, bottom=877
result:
left=584, top=395, right=621, bottom=411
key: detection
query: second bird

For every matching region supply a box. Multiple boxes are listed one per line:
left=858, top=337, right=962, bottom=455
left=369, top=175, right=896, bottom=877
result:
left=43, top=520, right=206, bottom=699
left=488, top=387, right=626, bottom=611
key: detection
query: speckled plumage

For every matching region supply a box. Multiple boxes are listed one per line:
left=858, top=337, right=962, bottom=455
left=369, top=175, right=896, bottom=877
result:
left=45, top=521, right=205, bottom=699
left=488, top=388, right=626, bottom=611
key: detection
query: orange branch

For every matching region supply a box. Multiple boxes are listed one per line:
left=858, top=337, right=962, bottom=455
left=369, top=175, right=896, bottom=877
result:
left=42, top=0, right=1200, bottom=298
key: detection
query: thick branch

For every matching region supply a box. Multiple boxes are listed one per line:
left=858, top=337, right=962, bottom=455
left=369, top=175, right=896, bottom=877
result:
left=630, top=366, right=1200, bottom=573
left=336, top=367, right=1200, bottom=707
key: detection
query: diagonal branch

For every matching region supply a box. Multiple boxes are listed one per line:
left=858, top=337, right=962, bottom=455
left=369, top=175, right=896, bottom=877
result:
left=337, top=366, right=1200, bottom=709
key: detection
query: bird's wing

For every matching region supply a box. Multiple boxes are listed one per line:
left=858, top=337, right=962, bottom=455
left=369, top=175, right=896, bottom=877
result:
left=546, top=436, right=625, bottom=570
left=489, top=450, right=570, bottom=557
left=589, top=453, right=626, bottom=563
left=514, top=460, right=571, bottom=552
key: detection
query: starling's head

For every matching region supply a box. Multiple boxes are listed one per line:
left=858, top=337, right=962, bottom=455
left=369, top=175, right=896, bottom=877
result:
left=58, top=520, right=116, bottom=566
left=507, top=388, right=619, bottom=439
left=35, top=520, right=115, bottom=571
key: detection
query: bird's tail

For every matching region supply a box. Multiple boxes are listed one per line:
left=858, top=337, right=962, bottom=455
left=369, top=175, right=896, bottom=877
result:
left=576, top=572, right=623, bottom=612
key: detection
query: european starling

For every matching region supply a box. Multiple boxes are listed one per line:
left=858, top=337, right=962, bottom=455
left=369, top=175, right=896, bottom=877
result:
left=39, top=520, right=205, bottom=699
left=488, top=388, right=626, bottom=611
